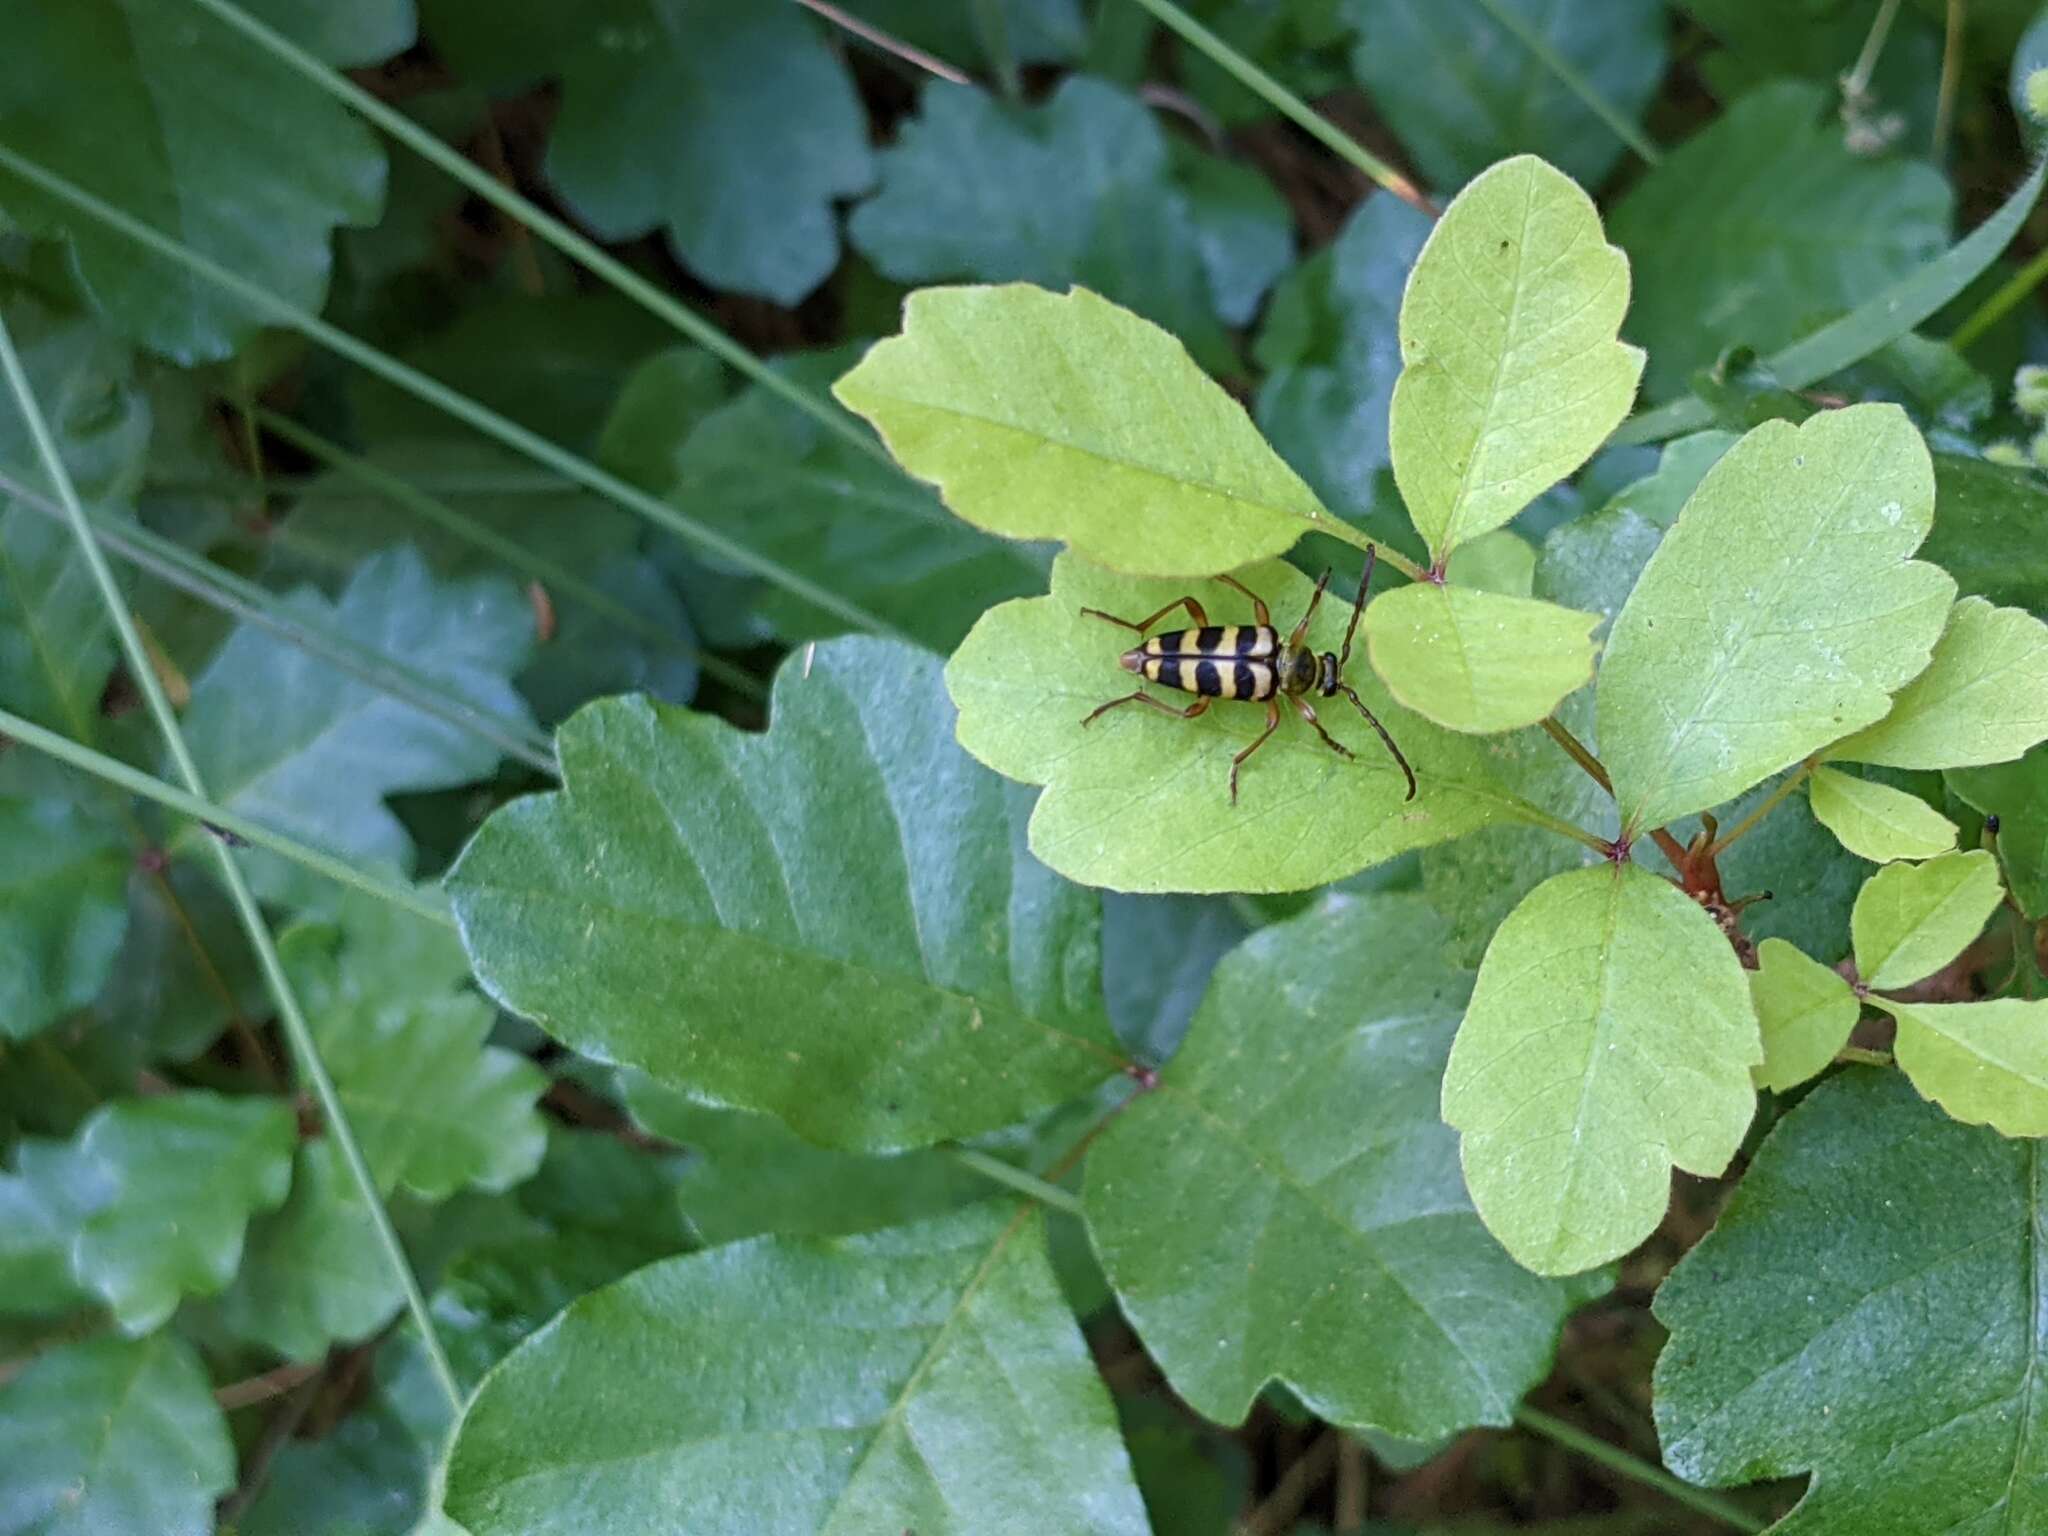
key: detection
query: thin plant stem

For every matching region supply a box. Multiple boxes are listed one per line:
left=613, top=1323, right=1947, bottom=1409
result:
left=1950, top=242, right=2048, bottom=350
left=948, top=1147, right=1085, bottom=1215
left=251, top=409, right=766, bottom=701
left=795, top=0, right=972, bottom=84
left=177, top=0, right=890, bottom=472
left=0, top=468, right=557, bottom=773
left=1934, top=0, right=1965, bottom=158
left=0, top=315, right=463, bottom=1412
left=0, top=142, right=902, bottom=643
left=150, top=471, right=575, bottom=498
left=1240, top=1430, right=1341, bottom=1536
left=1511, top=798, right=1615, bottom=856
left=1844, top=0, right=1903, bottom=100
left=1467, top=0, right=1662, bottom=164
left=0, top=707, right=455, bottom=931
left=1705, top=762, right=1816, bottom=860
left=1541, top=715, right=1614, bottom=795
left=971, top=0, right=1022, bottom=99
left=1514, top=1406, right=1766, bottom=1533
left=1124, top=0, right=1439, bottom=216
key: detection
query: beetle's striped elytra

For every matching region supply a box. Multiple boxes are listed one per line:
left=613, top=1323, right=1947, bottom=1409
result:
left=1079, top=550, right=1417, bottom=806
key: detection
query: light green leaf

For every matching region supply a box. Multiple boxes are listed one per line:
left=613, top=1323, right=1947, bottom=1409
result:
left=0, top=797, right=127, bottom=1042
left=1597, top=405, right=1955, bottom=832
left=1609, top=81, right=1952, bottom=401
left=1253, top=195, right=1433, bottom=526
left=848, top=77, right=1289, bottom=374
left=182, top=545, right=537, bottom=892
left=663, top=348, right=1045, bottom=651
left=62, top=1092, right=297, bottom=1333
left=1363, top=582, right=1598, bottom=734
left=1715, top=770, right=1873, bottom=965
left=1951, top=743, right=2048, bottom=918
left=1830, top=596, right=2048, bottom=769
left=1342, top=0, right=1666, bottom=193
left=1441, top=862, right=1759, bottom=1275
left=1806, top=765, right=1958, bottom=863
left=0, top=1333, right=232, bottom=1536
left=0, top=0, right=394, bottom=362
left=948, top=555, right=1542, bottom=894
left=541, top=0, right=872, bottom=304
left=447, top=636, right=1121, bottom=1153
left=1653, top=1069, right=2048, bottom=1532
left=441, top=1204, right=1149, bottom=1535
left=212, top=1141, right=403, bottom=1363
left=1850, top=849, right=2004, bottom=990
left=624, top=1078, right=991, bottom=1245
left=1388, top=155, right=1643, bottom=563
left=1442, top=529, right=1537, bottom=596
left=1881, top=997, right=2048, bottom=1138
left=1750, top=937, right=1860, bottom=1093
left=834, top=283, right=1333, bottom=577
left=1085, top=893, right=1592, bottom=1436
left=282, top=893, right=546, bottom=1201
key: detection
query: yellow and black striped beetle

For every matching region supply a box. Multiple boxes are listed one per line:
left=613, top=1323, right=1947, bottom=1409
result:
left=1079, top=546, right=1417, bottom=806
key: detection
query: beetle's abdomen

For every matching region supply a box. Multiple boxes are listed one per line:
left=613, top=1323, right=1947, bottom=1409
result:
left=1140, top=654, right=1278, bottom=701
left=1141, top=625, right=1279, bottom=661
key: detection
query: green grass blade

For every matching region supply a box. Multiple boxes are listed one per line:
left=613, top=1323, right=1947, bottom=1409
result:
left=0, top=312, right=464, bottom=1411
left=1613, top=152, right=2048, bottom=447
left=253, top=410, right=767, bottom=702
left=0, top=467, right=556, bottom=772
left=0, top=142, right=901, bottom=642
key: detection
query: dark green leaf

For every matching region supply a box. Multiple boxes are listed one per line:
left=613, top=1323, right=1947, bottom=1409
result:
left=1923, top=453, right=2048, bottom=614
left=0, top=0, right=395, bottom=361
left=1610, top=82, right=1951, bottom=401
left=1101, top=892, right=1246, bottom=1065
left=0, top=1137, right=91, bottom=1318
left=1654, top=1068, right=2048, bottom=1533
left=441, top=1203, right=1149, bottom=1534
left=1087, top=894, right=1591, bottom=1435
left=181, top=545, right=537, bottom=894
left=0, top=1333, right=232, bottom=1536
left=213, top=1140, right=404, bottom=1362
left=1343, top=0, right=1666, bottom=192
left=1951, top=742, right=2048, bottom=918
left=0, top=795, right=127, bottom=1041
left=541, top=0, right=872, bottom=304
left=447, top=636, right=1122, bottom=1153
left=849, top=77, right=1289, bottom=373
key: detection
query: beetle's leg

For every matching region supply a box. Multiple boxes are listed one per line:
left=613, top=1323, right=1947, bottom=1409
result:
left=1229, top=698, right=1284, bottom=805
left=1335, top=685, right=1418, bottom=802
left=1292, top=695, right=1355, bottom=760
left=1080, top=594, right=1210, bottom=633
left=1286, top=569, right=1335, bottom=648
left=1212, top=573, right=1271, bottom=628
left=1082, top=691, right=1212, bottom=728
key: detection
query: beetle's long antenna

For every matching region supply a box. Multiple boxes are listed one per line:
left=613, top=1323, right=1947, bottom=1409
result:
left=1338, top=684, right=1417, bottom=801
left=1338, top=543, right=1376, bottom=670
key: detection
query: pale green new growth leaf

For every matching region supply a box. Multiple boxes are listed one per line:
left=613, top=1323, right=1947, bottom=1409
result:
left=1389, top=155, right=1643, bottom=562
left=948, top=556, right=1543, bottom=893
left=1085, top=895, right=1591, bottom=1437
left=447, top=636, right=1121, bottom=1153
left=834, top=284, right=1331, bottom=577
left=1882, top=997, right=2048, bottom=1138
left=1654, top=1070, right=2048, bottom=1531
left=1442, top=863, right=1759, bottom=1275
left=1442, top=529, right=1536, bottom=596
left=1850, top=850, right=2004, bottom=991
left=1806, top=765, right=1958, bottom=863
left=213, top=1141, right=403, bottom=1362
left=442, top=1204, right=1149, bottom=1535
left=1750, top=938, right=1860, bottom=1093
left=0, top=1334, right=232, bottom=1536
left=1363, top=583, right=1598, bottom=734
left=1830, top=596, right=2048, bottom=769
left=0, top=796, right=128, bottom=1042
left=61, top=1092, right=297, bottom=1334
left=1598, top=406, right=1954, bottom=831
